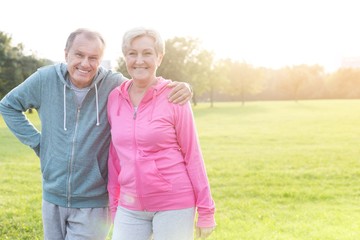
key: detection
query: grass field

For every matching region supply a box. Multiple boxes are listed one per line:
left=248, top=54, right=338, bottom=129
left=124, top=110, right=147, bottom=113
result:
left=1, top=100, right=360, bottom=239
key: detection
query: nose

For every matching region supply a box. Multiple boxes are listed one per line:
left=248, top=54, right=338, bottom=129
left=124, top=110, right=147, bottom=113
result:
left=80, top=57, right=91, bottom=67
left=135, top=55, right=144, bottom=64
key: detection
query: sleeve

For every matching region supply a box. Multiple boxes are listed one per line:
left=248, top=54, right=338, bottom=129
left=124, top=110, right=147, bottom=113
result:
left=0, top=71, right=42, bottom=154
left=107, top=140, right=121, bottom=222
left=107, top=96, right=121, bottom=222
left=173, top=102, right=216, bottom=228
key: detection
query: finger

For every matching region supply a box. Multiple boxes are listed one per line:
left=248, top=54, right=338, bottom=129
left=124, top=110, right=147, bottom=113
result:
left=167, top=82, right=191, bottom=104
left=177, top=94, right=191, bottom=105
left=169, top=89, right=187, bottom=104
left=166, top=81, right=182, bottom=92
left=167, top=86, right=183, bottom=102
left=201, top=230, right=211, bottom=238
left=168, top=91, right=180, bottom=103
left=200, top=227, right=215, bottom=238
left=166, top=81, right=177, bottom=88
left=180, top=92, right=192, bottom=105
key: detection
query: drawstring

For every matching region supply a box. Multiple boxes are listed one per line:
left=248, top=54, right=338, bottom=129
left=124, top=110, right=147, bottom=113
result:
left=117, top=91, right=123, bottom=116
left=148, top=89, right=157, bottom=121
left=95, top=83, right=100, bottom=126
left=63, top=85, right=67, bottom=131
left=63, top=83, right=100, bottom=130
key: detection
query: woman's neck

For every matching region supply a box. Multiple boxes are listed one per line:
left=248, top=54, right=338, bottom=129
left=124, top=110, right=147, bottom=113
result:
left=128, top=78, right=157, bottom=106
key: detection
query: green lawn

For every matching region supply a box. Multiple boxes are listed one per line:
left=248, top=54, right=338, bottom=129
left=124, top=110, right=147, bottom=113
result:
left=1, top=100, right=360, bottom=239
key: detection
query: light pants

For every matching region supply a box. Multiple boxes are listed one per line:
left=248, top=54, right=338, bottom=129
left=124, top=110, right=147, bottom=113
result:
left=111, top=206, right=195, bottom=240
left=42, top=199, right=111, bottom=240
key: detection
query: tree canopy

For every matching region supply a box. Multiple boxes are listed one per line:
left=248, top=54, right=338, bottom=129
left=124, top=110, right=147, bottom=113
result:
left=2, top=30, right=360, bottom=106
left=0, top=32, right=52, bottom=98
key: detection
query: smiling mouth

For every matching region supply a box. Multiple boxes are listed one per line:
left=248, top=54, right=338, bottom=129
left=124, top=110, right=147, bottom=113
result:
left=77, top=69, right=91, bottom=74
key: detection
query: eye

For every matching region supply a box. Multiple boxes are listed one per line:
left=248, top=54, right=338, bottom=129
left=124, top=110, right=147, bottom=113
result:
left=127, top=51, right=136, bottom=56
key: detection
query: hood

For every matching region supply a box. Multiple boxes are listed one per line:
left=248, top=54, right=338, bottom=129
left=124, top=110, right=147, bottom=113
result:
left=56, top=63, right=110, bottom=130
left=115, top=77, right=171, bottom=120
left=118, top=77, right=171, bottom=100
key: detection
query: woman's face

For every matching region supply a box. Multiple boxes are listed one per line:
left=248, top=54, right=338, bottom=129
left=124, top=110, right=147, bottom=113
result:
left=124, top=36, right=163, bottom=83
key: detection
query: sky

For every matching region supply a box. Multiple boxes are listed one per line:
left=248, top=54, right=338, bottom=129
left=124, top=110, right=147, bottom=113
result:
left=1, top=0, right=360, bottom=72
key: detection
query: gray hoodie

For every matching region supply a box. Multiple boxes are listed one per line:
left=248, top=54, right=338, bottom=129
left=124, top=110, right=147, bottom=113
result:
left=0, top=63, right=125, bottom=208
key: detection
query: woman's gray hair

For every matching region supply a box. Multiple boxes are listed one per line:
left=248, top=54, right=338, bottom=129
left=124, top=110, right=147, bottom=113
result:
left=122, top=27, right=165, bottom=56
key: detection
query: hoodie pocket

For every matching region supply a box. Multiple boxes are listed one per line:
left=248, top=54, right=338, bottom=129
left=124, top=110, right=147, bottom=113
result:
left=136, top=156, right=172, bottom=195
left=42, top=156, right=67, bottom=195
left=72, top=157, right=107, bottom=197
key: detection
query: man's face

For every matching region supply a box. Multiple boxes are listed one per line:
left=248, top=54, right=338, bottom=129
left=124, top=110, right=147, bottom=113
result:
left=65, top=34, right=104, bottom=88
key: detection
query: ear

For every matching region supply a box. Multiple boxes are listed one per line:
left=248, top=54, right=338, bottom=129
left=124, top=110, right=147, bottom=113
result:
left=64, top=49, right=69, bottom=62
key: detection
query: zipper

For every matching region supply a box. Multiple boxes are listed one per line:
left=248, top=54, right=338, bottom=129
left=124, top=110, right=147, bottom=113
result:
left=132, top=105, right=145, bottom=210
left=67, top=107, right=80, bottom=207
left=133, top=107, right=137, bottom=119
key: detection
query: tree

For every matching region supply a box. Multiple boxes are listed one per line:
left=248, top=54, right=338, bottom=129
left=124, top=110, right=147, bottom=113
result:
left=183, top=49, right=215, bottom=106
left=0, top=31, right=52, bottom=98
left=226, top=60, right=264, bottom=105
left=205, top=58, right=232, bottom=107
left=277, top=65, right=324, bottom=101
left=0, top=32, right=22, bottom=97
left=115, top=57, right=129, bottom=79
left=327, top=68, right=360, bottom=98
left=159, top=37, right=221, bottom=105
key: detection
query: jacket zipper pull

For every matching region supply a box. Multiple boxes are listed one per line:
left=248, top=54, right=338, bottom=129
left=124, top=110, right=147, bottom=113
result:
left=133, top=108, right=137, bottom=119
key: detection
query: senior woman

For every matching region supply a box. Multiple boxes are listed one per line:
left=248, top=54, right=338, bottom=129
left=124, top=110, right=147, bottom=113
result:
left=107, top=27, right=216, bottom=240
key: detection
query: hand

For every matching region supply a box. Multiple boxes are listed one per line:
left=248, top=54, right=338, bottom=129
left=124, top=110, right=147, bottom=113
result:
left=195, top=226, right=215, bottom=239
left=167, top=81, right=193, bottom=105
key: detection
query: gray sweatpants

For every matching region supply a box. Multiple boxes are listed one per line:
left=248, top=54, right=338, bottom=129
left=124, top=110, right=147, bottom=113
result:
left=42, top=199, right=111, bottom=240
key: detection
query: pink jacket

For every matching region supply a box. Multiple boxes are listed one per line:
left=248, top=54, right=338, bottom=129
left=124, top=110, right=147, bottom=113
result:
left=107, top=77, right=215, bottom=227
